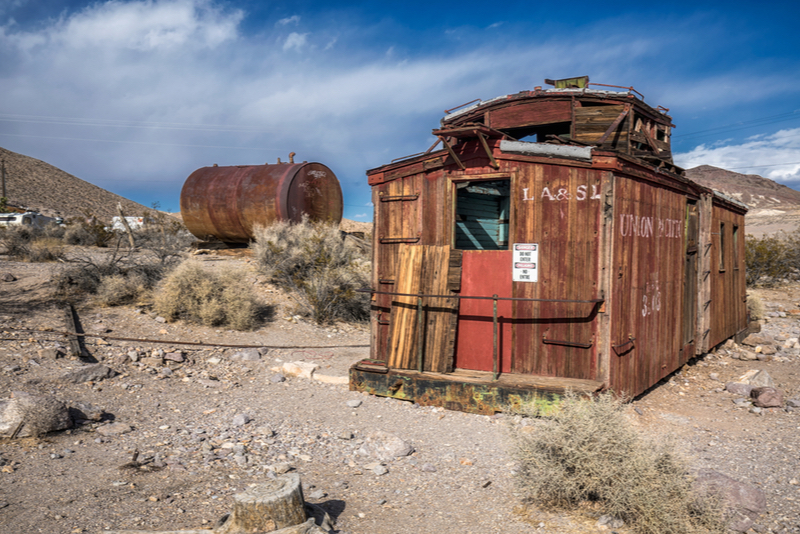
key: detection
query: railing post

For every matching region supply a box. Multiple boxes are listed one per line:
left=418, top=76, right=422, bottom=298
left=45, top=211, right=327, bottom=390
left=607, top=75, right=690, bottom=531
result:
left=492, top=294, right=499, bottom=381
left=417, top=296, right=424, bottom=373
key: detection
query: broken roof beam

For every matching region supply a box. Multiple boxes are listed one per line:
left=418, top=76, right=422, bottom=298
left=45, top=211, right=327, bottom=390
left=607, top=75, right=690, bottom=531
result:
left=438, top=136, right=466, bottom=170
left=596, top=104, right=630, bottom=146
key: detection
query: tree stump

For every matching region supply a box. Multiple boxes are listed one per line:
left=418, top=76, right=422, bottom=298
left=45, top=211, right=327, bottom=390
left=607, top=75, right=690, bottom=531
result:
left=216, top=473, right=307, bottom=534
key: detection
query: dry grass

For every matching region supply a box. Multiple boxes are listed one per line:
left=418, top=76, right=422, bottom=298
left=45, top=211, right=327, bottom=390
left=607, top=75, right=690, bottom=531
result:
left=510, top=392, right=726, bottom=534
left=153, top=260, right=263, bottom=331
left=0, top=226, right=65, bottom=262
left=252, top=218, right=370, bottom=324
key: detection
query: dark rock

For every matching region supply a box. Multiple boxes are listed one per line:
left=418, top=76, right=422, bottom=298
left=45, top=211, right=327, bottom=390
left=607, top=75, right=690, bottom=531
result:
left=1, top=273, right=17, bottom=282
left=750, top=387, right=783, bottom=408
left=0, top=393, right=72, bottom=438
left=68, top=402, right=104, bottom=422
left=786, top=399, right=800, bottom=408
left=270, top=374, right=286, bottom=383
left=725, top=382, right=753, bottom=396
left=58, top=364, right=117, bottom=384
left=694, top=469, right=766, bottom=532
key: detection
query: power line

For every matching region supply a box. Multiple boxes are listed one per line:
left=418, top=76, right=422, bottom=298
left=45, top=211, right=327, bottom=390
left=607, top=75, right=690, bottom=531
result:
left=726, top=161, right=800, bottom=170
left=0, top=132, right=282, bottom=151
left=674, top=110, right=800, bottom=141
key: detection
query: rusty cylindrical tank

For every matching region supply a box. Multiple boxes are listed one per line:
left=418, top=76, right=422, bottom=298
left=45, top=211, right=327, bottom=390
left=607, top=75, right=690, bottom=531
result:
left=180, top=162, right=343, bottom=243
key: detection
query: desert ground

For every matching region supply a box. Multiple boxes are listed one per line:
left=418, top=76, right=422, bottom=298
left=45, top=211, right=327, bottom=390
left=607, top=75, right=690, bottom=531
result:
left=1, top=249, right=799, bottom=534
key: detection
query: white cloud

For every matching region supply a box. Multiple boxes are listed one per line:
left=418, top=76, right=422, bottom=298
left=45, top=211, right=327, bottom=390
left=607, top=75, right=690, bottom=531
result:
left=6, top=0, right=244, bottom=51
left=277, top=15, right=300, bottom=26
left=282, top=31, right=307, bottom=51
left=675, top=128, right=800, bottom=185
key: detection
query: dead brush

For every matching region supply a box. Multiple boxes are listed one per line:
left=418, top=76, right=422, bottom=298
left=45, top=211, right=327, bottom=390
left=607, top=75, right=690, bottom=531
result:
left=252, top=217, right=370, bottom=324
left=509, top=391, right=726, bottom=534
left=0, top=226, right=65, bottom=262
left=153, top=260, right=263, bottom=330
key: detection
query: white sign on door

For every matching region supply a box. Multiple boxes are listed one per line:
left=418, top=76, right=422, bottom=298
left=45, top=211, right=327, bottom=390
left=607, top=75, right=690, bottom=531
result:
left=512, top=243, right=538, bottom=282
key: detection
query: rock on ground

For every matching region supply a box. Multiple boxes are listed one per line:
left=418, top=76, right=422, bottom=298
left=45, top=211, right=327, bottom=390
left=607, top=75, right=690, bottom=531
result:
left=0, top=393, right=72, bottom=438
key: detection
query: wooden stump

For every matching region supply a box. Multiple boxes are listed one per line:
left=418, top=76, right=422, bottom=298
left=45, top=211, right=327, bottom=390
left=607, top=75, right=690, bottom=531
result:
left=216, top=473, right=307, bottom=534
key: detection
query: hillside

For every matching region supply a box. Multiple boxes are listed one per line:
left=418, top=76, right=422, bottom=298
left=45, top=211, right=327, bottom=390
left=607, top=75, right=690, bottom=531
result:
left=0, top=146, right=151, bottom=221
left=685, top=165, right=800, bottom=209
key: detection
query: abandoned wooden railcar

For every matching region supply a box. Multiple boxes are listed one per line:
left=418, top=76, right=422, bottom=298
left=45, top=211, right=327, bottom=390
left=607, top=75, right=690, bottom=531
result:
left=350, top=76, right=748, bottom=413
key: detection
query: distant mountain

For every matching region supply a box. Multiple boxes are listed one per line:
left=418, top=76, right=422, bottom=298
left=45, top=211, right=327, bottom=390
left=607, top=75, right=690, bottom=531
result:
left=685, top=165, right=800, bottom=210
left=0, top=146, right=151, bottom=221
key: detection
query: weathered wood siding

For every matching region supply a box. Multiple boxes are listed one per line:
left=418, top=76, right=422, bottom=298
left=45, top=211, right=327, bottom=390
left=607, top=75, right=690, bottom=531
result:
left=608, top=175, right=688, bottom=397
left=708, top=203, right=747, bottom=347
left=510, top=164, right=603, bottom=379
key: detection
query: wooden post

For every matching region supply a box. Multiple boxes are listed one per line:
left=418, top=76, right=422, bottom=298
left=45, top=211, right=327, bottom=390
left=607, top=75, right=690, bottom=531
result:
left=63, top=303, right=84, bottom=359
left=103, top=474, right=328, bottom=534
left=216, top=473, right=306, bottom=533
left=117, top=202, right=137, bottom=249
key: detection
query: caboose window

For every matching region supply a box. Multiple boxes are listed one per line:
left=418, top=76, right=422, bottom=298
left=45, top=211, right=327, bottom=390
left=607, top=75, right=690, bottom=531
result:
left=454, top=180, right=510, bottom=250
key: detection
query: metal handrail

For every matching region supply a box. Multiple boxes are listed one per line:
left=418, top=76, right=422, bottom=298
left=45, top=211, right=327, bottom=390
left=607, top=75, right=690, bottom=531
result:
left=359, top=288, right=603, bottom=304
left=359, top=289, right=603, bottom=380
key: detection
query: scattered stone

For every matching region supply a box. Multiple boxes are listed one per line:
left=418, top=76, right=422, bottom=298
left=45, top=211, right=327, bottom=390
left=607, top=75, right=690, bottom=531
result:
left=164, top=352, right=185, bottom=362
left=273, top=361, right=320, bottom=380
left=37, top=348, right=64, bottom=360
left=693, top=469, right=767, bottom=532
left=0, top=393, right=72, bottom=438
left=1, top=273, right=17, bottom=282
left=357, top=431, right=413, bottom=461
left=231, top=349, right=261, bottom=361
left=337, top=431, right=353, bottom=440
left=309, top=490, right=326, bottom=500
left=155, top=316, right=167, bottom=323
left=68, top=402, right=104, bottom=422
left=786, top=399, right=800, bottom=408
left=750, top=387, right=783, bottom=408
left=421, top=463, right=437, bottom=472
left=759, top=345, right=777, bottom=355
left=207, top=357, right=222, bottom=365
left=747, top=370, right=775, bottom=388
left=270, top=374, right=286, bottom=383
left=749, top=406, right=762, bottom=415
left=726, top=382, right=754, bottom=396
left=272, top=462, right=292, bottom=474
left=709, top=372, right=719, bottom=381
left=232, top=413, right=250, bottom=427
left=313, top=374, right=349, bottom=385
left=58, top=364, right=117, bottom=384
left=597, top=515, right=624, bottom=528
left=95, top=422, right=133, bottom=436
left=160, top=367, right=173, bottom=377
left=127, top=351, right=140, bottom=362
left=50, top=453, right=63, bottom=459
left=741, top=333, right=774, bottom=347
left=140, top=357, right=163, bottom=368
left=346, top=400, right=362, bottom=408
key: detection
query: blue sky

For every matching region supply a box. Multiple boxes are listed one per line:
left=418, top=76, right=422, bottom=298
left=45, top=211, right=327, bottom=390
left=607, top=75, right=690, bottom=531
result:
left=1, top=0, right=799, bottom=219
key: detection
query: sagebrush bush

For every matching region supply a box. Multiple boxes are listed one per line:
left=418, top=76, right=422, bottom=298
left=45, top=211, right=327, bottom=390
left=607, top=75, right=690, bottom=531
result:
left=510, top=392, right=725, bottom=534
left=0, top=226, right=64, bottom=262
left=745, top=229, right=800, bottom=286
left=153, top=260, right=261, bottom=330
left=94, top=273, right=150, bottom=307
left=253, top=218, right=370, bottom=324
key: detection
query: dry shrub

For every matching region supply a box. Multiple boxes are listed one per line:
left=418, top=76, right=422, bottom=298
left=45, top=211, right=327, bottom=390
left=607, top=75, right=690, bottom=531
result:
left=153, top=260, right=261, bottom=330
left=54, top=248, right=165, bottom=301
left=510, top=392, right=725, bottom=534
left=746, top=293, right=765, bottom=321
left=745, top=229, right=800, bottom=286
left=252, top=218, right=370, bottom=324
left=27, top=237, right=65, bottom=262
left=0, top=227, right=64, bottom=262
left=94, top=273, right=150, bottom=307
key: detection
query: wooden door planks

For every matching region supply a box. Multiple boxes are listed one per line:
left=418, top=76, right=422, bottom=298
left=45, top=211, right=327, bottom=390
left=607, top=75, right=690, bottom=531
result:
left=387, top=245, right=459, bottom=372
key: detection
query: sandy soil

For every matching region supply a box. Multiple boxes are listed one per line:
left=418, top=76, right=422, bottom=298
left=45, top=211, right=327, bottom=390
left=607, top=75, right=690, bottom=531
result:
left=1, top=252, right=799, bottom=534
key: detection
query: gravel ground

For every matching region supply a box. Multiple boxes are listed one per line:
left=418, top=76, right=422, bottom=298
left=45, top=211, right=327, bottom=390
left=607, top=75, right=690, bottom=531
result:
left=1, top=257, right=799, bottom=534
